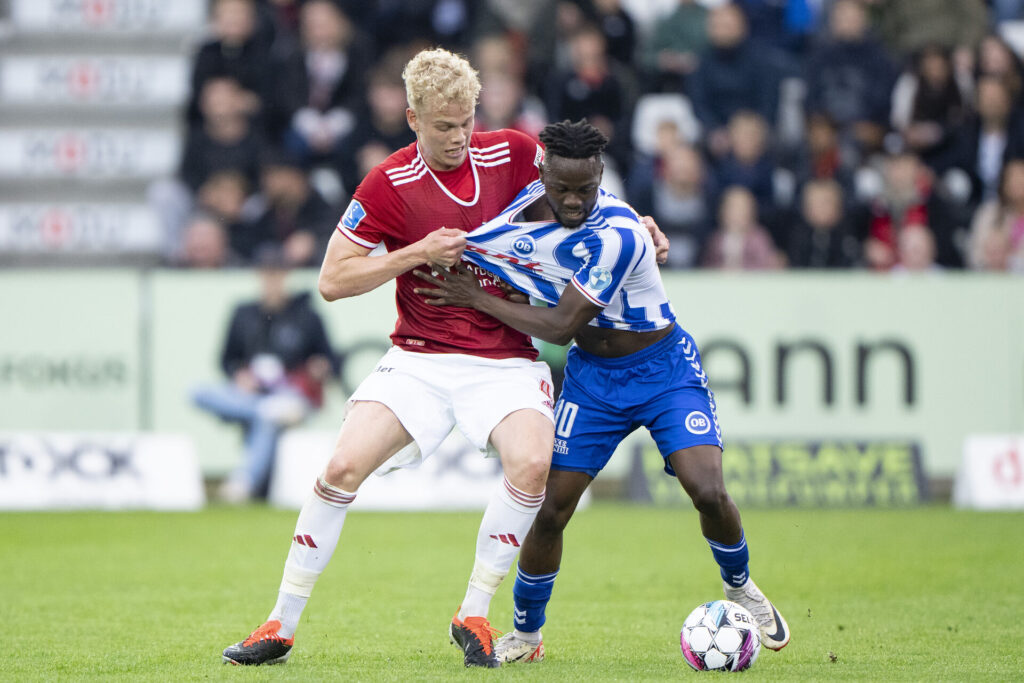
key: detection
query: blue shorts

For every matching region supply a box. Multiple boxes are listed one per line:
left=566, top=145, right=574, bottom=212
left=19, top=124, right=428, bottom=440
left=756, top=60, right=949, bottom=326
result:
left=552, top=324, right=722, bottom=478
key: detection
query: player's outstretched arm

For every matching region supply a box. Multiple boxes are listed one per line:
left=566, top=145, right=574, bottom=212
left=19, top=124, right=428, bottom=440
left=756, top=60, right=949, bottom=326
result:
left=318, top=227, right=467, bottom=301
left=413, top=264, right=600, bottom=345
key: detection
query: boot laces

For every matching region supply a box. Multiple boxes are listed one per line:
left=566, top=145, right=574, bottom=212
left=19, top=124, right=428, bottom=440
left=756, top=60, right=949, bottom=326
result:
left=243, top=621, right=286, bottom=647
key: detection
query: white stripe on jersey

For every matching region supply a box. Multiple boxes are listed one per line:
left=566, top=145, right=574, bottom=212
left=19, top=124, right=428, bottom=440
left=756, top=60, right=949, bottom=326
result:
left=385, top=157, right=423, bottom=178
left=391, top=167, right=428, bottom=185
left=464, top=181, right=676, bottom=332
left=471, top=148, right=511, bottom=162
left=472, top=158, right=511, bottom=168
left=470, top=141, right=510, bottom=154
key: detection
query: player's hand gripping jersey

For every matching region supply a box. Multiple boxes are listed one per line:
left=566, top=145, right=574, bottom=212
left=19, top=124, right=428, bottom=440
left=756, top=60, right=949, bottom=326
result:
left=463, top=180, right=677, bottom=332
left=336, top=130, right=544, bottom=360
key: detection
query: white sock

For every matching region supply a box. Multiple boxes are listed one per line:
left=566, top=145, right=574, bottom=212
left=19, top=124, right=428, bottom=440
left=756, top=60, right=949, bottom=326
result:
left=459, top=476, right=544, bottom=619
left=269, top=476, right=356, bottom=638
left=514, top=628, right=542, bottom=644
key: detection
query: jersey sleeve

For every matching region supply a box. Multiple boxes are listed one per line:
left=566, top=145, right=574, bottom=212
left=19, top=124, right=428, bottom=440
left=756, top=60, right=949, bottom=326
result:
left=571, top=226, right=647, bottom=307
left=336, top=167, right=403, bottom=248
left=505, top=128, right=544, bottom=189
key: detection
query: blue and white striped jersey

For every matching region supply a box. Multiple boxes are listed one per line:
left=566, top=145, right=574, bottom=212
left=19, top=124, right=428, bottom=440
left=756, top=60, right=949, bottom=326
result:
left=464, top=180, right=676, bottom=331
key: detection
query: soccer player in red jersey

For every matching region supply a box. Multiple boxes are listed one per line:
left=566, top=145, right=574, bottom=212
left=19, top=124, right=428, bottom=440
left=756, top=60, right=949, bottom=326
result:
left=222, top=48, right=556, bottom=669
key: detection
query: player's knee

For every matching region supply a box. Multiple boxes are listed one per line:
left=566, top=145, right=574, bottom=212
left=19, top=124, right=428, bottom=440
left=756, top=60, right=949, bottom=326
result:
left=689, top=482, right=730, bottom=517
left=534, top=500, right=572, bottom=536
left=322, top=457, right=363, bottom=492
left=505, top=449, right=551, bottom=493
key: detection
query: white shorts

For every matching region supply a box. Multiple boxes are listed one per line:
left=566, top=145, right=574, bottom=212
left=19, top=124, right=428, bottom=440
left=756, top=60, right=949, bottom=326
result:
left=348, top=347, right=555, bottom=472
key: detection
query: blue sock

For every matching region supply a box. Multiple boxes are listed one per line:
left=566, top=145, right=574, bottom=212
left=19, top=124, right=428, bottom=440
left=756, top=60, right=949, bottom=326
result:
left=706, top=532, right=749, bottom=587
left=512, top=566, right=559, bottom=633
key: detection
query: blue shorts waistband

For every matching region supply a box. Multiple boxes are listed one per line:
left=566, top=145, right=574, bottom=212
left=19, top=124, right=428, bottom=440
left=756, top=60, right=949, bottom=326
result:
left=570, top=324, right=684, bottom=368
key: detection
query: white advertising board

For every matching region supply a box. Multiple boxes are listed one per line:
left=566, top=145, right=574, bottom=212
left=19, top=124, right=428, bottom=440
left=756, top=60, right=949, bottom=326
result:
left=0, top=433, right=205, bottom=510
left=270, top=430, right=591, bottom=512
left=954, top=435, right=1024, bottom=510
left=11, top=0, right=206, bottom=33
left=0, top=56, right=188, bottom=106
left=0, top=204, right=162, bottom=253
left=0, top=129, right=178, bottom=179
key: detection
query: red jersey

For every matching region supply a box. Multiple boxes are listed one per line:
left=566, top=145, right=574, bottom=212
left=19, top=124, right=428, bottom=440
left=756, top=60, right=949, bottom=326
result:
left=336, top=129, right=544, bottom=360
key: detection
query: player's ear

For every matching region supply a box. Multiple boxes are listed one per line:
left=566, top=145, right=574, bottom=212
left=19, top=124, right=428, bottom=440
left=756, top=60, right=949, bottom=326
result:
left=406, top=107, right=418, bottom=133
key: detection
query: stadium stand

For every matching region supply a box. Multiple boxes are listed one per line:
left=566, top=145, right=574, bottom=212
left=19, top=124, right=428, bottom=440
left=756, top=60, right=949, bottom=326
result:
left=3, top=0, right=1024, bottom=272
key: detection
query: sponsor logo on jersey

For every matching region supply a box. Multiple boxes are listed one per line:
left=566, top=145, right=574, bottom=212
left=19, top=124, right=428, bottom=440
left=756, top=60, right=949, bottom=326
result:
left=685, top=411, right=712, bottom=435
left=512, top=234, right=536, bottom=257
left=533, top=144, right=544, bottom=167
left=340, top=199, right=366, bottom=231
left=588, top=267, right=612, bottom=290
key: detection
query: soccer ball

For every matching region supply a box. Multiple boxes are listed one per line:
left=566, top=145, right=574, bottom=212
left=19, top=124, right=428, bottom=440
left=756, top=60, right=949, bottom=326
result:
left=680, top=600, right=761, bottom=672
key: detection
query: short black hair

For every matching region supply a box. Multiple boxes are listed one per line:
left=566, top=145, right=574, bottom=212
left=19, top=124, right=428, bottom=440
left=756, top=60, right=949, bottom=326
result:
left=539, top=119, right=608, bottom=160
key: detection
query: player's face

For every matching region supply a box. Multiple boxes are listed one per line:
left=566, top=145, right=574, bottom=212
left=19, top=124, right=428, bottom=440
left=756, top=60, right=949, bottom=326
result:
left=540, top=155, right=603, bottom=228
left=407, top=101, right=475, bottom=171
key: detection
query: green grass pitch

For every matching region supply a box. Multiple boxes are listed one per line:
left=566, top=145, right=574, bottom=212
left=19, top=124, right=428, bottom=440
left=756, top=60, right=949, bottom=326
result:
left=2, top=504, right=1022, bottom=681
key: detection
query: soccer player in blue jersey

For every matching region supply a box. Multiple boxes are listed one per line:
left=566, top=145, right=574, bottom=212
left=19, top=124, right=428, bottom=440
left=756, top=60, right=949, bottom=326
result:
left=413, top=119, right=790, bottom=662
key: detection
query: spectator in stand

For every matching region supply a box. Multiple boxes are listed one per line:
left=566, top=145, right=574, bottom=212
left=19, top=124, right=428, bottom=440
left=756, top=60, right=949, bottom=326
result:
left=739, top=0, right=822, bottom=56
left=890, top=44, right=970, bottom=170
left=967, top=158, right=1024, bottom=271
left=368, top=0, right=476, bottom=54
left=472, top=32, right=527, bottom=78
left=866, top=0, right=988, bottom=60
left=180, top=77, right=264, bottom=193
left=892, top=223, right=941, bottom=273
left=640, top=0, right=708, bottom=92
left=188, top=0, right=270, bottom=124
left=710, top=110, right=776, bottom=218
left=232, top=150, right=337, bottom=267
left=701, top=185, right=781, bottom=269
left=196, top=170, right=253, bottom=237
left=192, top=248, right=337, bottom=502
left=687, top=2, right=777, bottom=159
left=631, top=140, right=714, bottom=269
left=786, top=178, right=862, bottom=268
left=477, top=70, right=547, bottom=140
left=941, top=75, right=1024, bottom=204
left=864, top=150, right=965, bottom=270
left=180, top=214, right=235, bottom=269
left=787, top=112, right=858, bottom=196
left=544, top=24, right=637, bottom=170
left=805, top=0, right=897, bottom=161
left=587, top=0, right=637, bottom=71
left=267, top=0, right=373, bottom=166
left=152, top=78, right=260, bottom=264
left=975, top=34, right=1024, bottom=103
left=334, top=54, right=417, bottom=195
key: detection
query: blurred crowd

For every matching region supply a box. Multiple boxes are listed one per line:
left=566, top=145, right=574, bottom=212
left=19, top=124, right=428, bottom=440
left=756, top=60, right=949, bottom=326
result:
left=154, top=0, right=1024, bottom=273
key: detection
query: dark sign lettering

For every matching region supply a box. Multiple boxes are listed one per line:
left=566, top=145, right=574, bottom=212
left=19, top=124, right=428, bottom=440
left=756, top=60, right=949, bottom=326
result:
left=702, top=337, right=916, bottom=408
left=0, top=356, right=128, bottom=389
left=0, top=437, right=139, bottom=480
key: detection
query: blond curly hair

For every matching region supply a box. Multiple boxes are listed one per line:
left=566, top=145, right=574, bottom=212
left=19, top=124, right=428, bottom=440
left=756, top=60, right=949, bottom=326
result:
left=402, top=47, right=481, bottom=115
